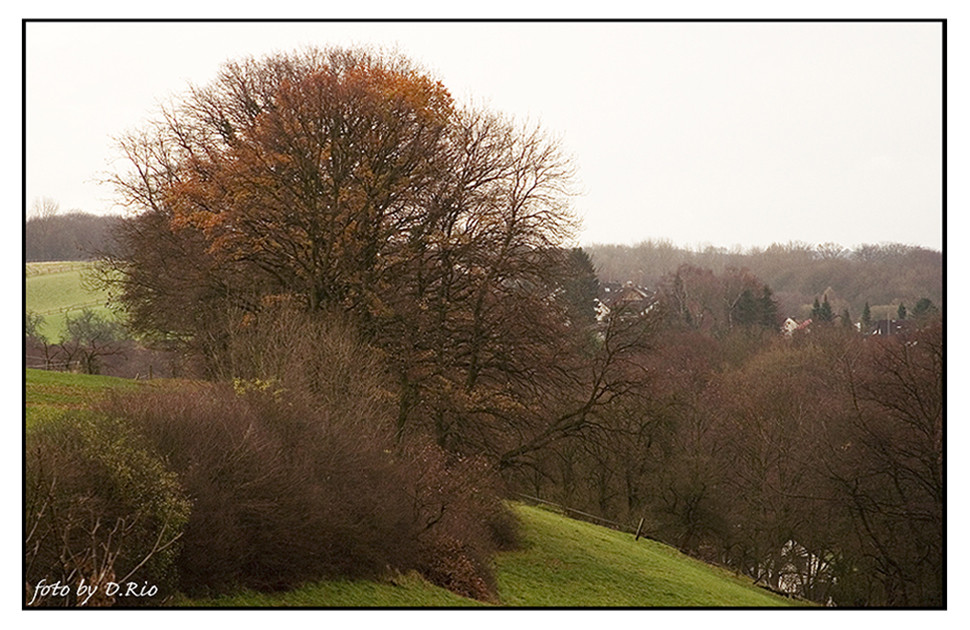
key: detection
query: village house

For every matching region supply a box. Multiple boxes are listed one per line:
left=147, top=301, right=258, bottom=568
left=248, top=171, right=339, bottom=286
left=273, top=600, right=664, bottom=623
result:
left=782, top=317, right=812, bottom=337
left=596, top=281, right=657, bottom=322
left=869, top=319, right=911, bottom=336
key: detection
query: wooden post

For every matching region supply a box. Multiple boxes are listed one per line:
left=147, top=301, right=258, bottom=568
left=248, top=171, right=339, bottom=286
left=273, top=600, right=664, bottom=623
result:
left=635, top=517, right=644, bottom=541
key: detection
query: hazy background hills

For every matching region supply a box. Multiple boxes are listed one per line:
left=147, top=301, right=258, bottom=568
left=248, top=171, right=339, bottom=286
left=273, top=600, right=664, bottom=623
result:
left=25, top=211, right=942, bottom=323
left=587, top=240, right=941, bottom=322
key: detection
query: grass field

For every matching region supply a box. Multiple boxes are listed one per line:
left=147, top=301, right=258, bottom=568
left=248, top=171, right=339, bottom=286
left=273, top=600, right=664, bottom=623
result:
left=24, top=369, right=802, bottom=608
left=24, top=368, right=140, bottom=427
left=25, top=261, right=116, bottom=340
left=25, top=261, right=94, bottom=277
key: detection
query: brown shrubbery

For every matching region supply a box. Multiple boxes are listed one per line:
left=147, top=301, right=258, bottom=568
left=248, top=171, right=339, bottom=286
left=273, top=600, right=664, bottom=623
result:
left=100, top=384, right=413, bottom=595
left=26, top=383, right=514, bottom=604
left=403, top=440, right=518, bottom=601
left=98, top=382, right=514, bottom=599
left=25, top=308, right=517, bottom=605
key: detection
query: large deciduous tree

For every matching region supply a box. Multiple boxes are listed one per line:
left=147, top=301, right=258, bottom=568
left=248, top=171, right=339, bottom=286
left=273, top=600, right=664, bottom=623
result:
left=107, top=49, right=568, bottom=335
left=103, top=46, right=639, bottom=464
left=108, top=47, right=457, bottom=327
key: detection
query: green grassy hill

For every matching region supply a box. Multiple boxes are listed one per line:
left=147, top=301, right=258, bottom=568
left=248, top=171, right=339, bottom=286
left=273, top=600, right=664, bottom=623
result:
left=185, top=502, right=799, bottom=608
left=25, top=261, right=115, bottom=340
left=24, top=369, right=803, bottom=608
left=493, top=504, right=798, bottom=607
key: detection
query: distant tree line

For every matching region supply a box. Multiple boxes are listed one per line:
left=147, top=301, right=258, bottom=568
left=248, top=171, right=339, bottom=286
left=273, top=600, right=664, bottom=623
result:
left=25, top=201, right=120, bottom=261
left=587, top=240, right=942, bottom=325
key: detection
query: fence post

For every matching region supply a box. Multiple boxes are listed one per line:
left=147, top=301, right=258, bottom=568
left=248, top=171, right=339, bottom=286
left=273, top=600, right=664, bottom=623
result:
left=635, top=517, right=644, bottom=541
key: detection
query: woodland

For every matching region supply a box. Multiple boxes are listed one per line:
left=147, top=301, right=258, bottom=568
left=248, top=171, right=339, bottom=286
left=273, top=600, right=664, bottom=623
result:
left=24, top=46, right=943, bottom=607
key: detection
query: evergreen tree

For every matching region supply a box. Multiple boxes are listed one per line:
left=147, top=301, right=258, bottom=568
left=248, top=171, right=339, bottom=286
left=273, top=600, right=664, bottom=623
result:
left=897, top=302, right=907, bottom=320
left=759, top=285, right=779, bottom=329
left=862, top=301, right=872, bottom=332
left=841, top=308, right=853, bottom=328
left=813, top=295, right=834, bottom=323
left=733, top=289, right=760, bottom=327
left=912, top=297, right=938, bottom=319
left=819, top=296, right=834, bottom=322
left=561, top=247, right=600, bottom=325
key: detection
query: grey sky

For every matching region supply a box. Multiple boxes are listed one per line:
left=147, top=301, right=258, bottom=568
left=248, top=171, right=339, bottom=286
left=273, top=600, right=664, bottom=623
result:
left=24, top=20, right=943, bottom=251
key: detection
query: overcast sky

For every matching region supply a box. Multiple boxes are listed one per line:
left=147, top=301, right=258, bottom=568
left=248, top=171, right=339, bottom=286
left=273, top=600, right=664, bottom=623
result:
left=24, top=20, right=943, bottom=251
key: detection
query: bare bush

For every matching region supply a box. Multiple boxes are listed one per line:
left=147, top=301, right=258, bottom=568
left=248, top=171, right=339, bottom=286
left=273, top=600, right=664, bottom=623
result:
left=402, top=439, right=518, bottom=600
left=98, top=314, right=516, bottom=600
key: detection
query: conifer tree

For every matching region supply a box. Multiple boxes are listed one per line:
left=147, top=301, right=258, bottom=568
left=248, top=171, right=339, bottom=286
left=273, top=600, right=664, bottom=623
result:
left=841, top=307, right=853, bottom=328
left=912, top=298, right=938, bottom=319
left=819, top=295, right=834, bottom=322
left=759, top=285, right=779, bottom=330
left=733, top=289, right=760, bottom=327
left=862, top=301, right=872, bottom=332
left=813, top=295, right=834, bottom=323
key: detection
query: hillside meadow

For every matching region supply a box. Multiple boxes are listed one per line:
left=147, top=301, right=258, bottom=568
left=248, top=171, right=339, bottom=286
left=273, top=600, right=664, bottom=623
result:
left=25, top=261, right=115, bottom=340
left=187, top=503, right=800, bottom=607
left=24, top=368, right=139, bottom=426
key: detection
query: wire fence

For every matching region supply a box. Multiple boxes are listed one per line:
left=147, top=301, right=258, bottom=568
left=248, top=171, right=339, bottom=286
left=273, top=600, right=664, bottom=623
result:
left=25, top=355, right=78, bottom=371
left=514, top=492, right=656, bottom=541
left=25, top=261, right=92, bottom=277
left=32, top=300, right=105, bottom=316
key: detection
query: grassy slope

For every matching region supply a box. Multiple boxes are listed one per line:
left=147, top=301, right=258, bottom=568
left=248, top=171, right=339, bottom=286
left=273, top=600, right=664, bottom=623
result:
left=494, top=504, right=797, bottom=607
left=24, top=370, right=801, bottom=608
left=25, top=262, right=114, bottom=340
left=25, top=261, right=94, bottom=277
left=183, top=573, right=484, bottom=608
left=188, top=504, right=798, bottom=608
left=25, top=368, right=139, bottom=427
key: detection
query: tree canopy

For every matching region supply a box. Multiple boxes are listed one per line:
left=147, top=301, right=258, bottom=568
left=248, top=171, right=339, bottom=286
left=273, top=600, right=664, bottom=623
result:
left=104, top=46, right=633, bottom=458
left=108, top=47, right=576, bottom=331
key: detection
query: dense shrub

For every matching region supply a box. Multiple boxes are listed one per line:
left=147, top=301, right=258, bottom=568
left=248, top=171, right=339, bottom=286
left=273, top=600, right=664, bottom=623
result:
left=211, top=303, right=517, bottom=598
left=217, top=302, right=395, bottom=422
left=100, top=382, right=517, bottom=600
left=402, top=440, right=519, bottom=601
left=25, top=413, right=190, bottom=607
left=101, top=384, right=422, bottom=595
left=27, top=305, right=518, bottom=603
